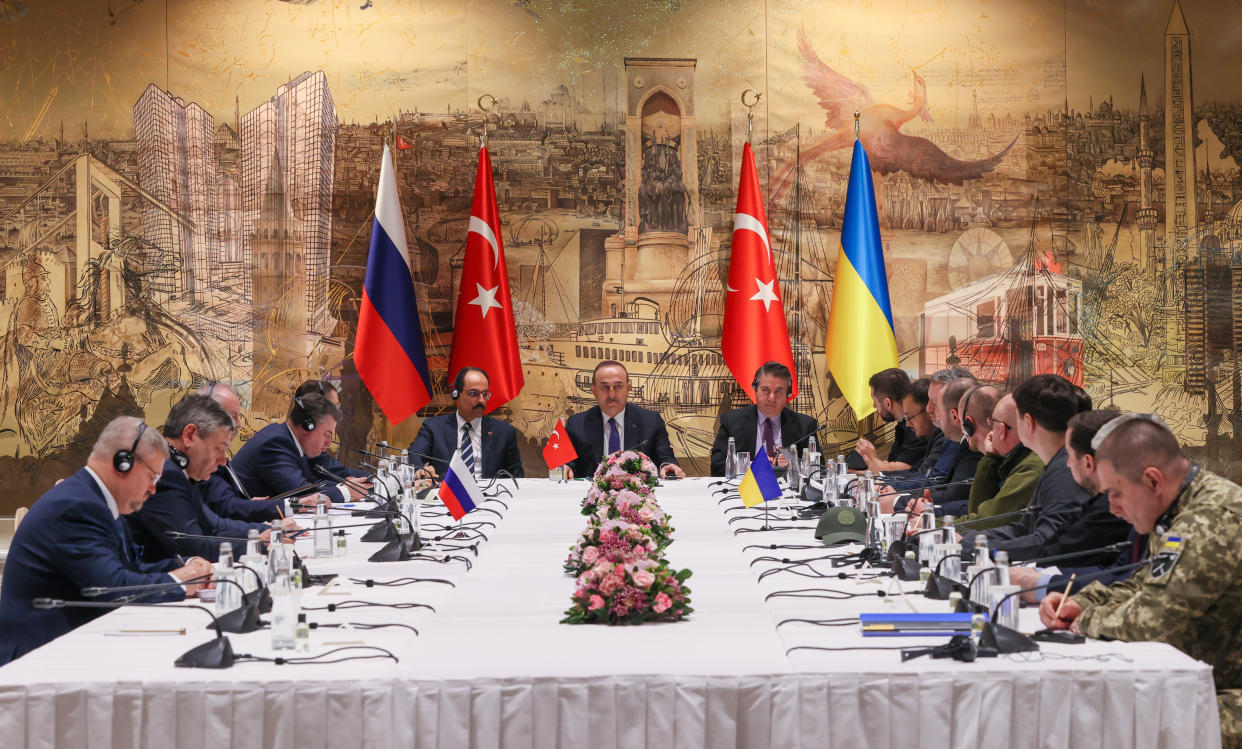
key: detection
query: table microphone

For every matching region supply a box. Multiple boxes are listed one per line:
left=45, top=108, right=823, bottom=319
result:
left=82, top=576, right=261, bottom=633
left=32, top=597, right=239, bottom=669
left=313, top=464, right=375, bottom=499
left=980, top=558, right=1155, bottom=655
left=960, top=540, right=1133, bottom=614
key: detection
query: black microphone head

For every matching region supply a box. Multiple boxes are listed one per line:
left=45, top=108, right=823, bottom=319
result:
left=81, top=587, right=106, bottom=597
left=32, top=598, right=60, bottom=609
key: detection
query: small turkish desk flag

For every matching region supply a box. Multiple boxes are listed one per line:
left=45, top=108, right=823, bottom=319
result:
left=542, top=418, right=577, bottom=470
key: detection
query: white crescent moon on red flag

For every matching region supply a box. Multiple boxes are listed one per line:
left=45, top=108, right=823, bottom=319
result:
left=732, top=212, right=771, bottom=263
left=468, top=215, right=500, bottom=271
left=550, top=424, right=562, bottom=449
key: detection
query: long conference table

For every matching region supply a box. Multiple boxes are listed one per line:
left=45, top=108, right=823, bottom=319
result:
left=0, top=478, right=1222, bottom=748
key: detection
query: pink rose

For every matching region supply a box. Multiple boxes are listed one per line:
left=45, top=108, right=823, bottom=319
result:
left=652, top=592, right=672, bottom=613
left=588, top=594, right=605, bottom=611
left=599, top=573, right=622, bottom=595
left=582, top=546, right=600, bottom=564
left=638, top=507, right=653, bottom=522
left=633, top=570, right=655, bottom=588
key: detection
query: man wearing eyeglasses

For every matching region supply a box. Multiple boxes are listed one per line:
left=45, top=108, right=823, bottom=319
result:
left=0, top=416, right=212, bottom=666
left=710, top=361, right=817, bottom=476
left=410, top=367, right=523, bottom=481
left=955, top=392, right=1045, bottom=530
left=563, top=360, right=683, bottom=480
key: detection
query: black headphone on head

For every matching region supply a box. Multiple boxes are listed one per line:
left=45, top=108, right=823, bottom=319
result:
left=167, top=442, right=190, bottom=470
left=960, top=385, right=981, bottom=437
left=293, top=396, right=316, bottom=432
left=113, top=423, right=147, bottom=473
left=205, top=380, right=217, bottom=398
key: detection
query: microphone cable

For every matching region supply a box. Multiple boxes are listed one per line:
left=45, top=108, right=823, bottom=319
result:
left=348, top=577, right=456, bottom=588
left=742, top=543, right=824, bottom=552
left=775, top=617, right=860, bottom=629
left=765, top=587, right=891, bottom=601
left=301, top=600, right=436, bottom=612
left=758, top=564, right=889, bottom=582
left=310, top=622, right=419, bottom=635
left=236, top=645, right=399, bottom=666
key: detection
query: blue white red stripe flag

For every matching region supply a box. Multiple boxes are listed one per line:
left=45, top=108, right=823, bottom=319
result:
left=438, top=451, right=483, bottom=520
left=355, top=144, right=433, bottom=423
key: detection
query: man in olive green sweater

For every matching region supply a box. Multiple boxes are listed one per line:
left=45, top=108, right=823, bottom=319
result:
left=958, top=393, right=1044, bottom=529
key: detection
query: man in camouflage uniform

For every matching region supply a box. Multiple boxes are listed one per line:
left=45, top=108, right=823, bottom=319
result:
left=1040, top=414, right=1242, bottom=748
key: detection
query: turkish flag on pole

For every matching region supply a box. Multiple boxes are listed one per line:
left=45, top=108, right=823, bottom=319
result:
left=395, top=133, right=413, bottom=150
left=542, top=417, right=578, bottom=470
left=449, top=145, right=524, bottom=413
left=722, top=142, right=798, bottom=402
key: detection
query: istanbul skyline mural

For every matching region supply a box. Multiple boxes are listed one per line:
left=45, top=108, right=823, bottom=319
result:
left=1, top=0, right=1241, bottom=511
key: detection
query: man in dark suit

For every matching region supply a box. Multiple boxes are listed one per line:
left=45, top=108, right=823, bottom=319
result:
left=295, top=379, right=373, bottom=487
left=563, top=360, right=683, bottom=480
left=710, top=361, right=818, bottom=477
left=410, top=367, right=523, bottom=480
left=233, top=393, right=356, bottom=503
left=0, top=416, right=211, bottom=665
left=197, top=381, right=325, bottom=522
left=128, top=395, right=295, bottom=563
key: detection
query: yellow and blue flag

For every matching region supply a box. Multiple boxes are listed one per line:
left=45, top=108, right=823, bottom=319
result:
left=739, top=446, right=783, bottom=508
left=825, top=140, right=899, bottom=420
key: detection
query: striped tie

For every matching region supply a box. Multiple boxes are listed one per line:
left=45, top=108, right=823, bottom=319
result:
left=460, top=423, right=475, bottom=475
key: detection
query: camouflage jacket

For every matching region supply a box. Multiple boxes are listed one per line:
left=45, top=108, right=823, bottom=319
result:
left=1073, top=467, right=1242, bottom=691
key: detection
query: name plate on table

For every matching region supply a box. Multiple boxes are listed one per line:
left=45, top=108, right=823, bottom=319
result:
left=859, top=612, right=978, bottom=637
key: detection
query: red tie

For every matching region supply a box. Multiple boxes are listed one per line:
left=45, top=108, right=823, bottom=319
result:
left=763, top=417, right=775, bottom=457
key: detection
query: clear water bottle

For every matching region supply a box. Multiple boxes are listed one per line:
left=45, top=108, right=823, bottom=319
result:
left=238, top=529, right=268, bottom=591
left=969, top=533, right=995, bottom=605
left=401, top=486, right=420, bottom=539
left=214, top=542, right=239, bottom=616
left=313, top=504, right=333, bottom=558
left=269, top=570, right=297, bottom=650
left=725, top=437, right=737, bottom=479
left=268, top=528, right=292, bottom=579
left=941, top=515, right=956, bottom=546
left=865, top=498, right=882, bottom=549
left=994, top=550, right=1011, bottom=586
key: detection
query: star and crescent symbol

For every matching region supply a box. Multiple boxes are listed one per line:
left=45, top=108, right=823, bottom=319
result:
left=749, top=277, right=779, bottom=311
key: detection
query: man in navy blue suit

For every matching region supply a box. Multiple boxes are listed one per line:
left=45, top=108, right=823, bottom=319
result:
left=233, top=393, right=357, bottom=503
left=410, top=367, right=523, bottom=481
left=197, top=381, right=327, bottom=522
left=0, top=417, right=212, bottom=665
left=563, top=360, right=683, bottom=480
left=128, top=395, right=298, bottom=563
left=710, top=361, right=818, bottom=477
left=295, top=379, right=373, bottom=491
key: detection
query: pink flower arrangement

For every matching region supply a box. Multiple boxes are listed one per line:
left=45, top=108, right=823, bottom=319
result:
left=561, top=560, right=693, bottom=625
left=562, top=451, right=693, bottom=625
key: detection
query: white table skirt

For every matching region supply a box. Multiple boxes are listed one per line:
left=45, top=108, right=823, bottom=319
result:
left=0, top=478, right=1221, bottom=748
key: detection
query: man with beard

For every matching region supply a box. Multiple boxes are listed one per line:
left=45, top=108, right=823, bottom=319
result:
left=410, top=367, right=523, bottom=480
left=850, top=367, right=929, bottom=473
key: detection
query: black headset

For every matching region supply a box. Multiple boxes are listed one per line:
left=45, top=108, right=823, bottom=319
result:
left=167, top=442, right=190, bottom=470
left=293, top=396, right=316, bottom=432
left=113, top=423, right=147, bottom=473
left=205, top=380, right=218, bottom=398
left=960, top=385, right=981, bottom=438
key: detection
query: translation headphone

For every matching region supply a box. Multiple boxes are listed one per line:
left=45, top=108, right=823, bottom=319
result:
left=205, top=380, right=217, bottom=398
left=960, top=385, right=981, bottom=438
left=293, top=396, right=316, bottom=432
left=113, top=423, right=147, bottom=473
left=168, top=442, right=190, bottom=470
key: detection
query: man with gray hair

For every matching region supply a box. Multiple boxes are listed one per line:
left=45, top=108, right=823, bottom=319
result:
left=129, top=395, right=295, bottom=563
left=0, top=416, right=212, bottom=665
left=1041, top=413, right=1242, bottom=749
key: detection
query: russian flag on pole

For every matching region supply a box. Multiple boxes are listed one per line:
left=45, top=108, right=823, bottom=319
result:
left=355, top=144, right=433, bottom=423
left=438, top=451, right=483, bottom=520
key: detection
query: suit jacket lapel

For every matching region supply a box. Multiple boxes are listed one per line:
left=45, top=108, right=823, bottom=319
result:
left=625, top=410, right=643, bottom=455
left=585, top=407, right=605, bottom=467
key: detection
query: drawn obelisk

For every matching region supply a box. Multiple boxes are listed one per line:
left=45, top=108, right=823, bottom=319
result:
left=1164, top=0, right=1196, bottom=382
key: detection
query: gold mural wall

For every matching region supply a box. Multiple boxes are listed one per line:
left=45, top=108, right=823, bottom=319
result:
left=1, top=0, right=1241, bottom=511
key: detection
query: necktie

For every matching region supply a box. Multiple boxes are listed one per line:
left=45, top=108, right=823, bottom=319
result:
left=115, top=516, right=135, bottom=566
left=460, top=423, right=475, bottom=474
left=608, top=417, right=620, bottom=454
left=763, top=417, right=775, bottom=457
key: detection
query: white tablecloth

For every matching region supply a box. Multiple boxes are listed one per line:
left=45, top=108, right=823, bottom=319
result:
left=0, top=478, right=1221, bottom=748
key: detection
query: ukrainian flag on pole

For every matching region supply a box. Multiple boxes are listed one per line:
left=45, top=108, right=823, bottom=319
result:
left=825, top=140, right=899, bottom=420
left=739, top=446, right=783, bottom=508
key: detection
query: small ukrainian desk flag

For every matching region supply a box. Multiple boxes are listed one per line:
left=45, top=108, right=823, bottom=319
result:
left=739, top=446, right=783, bottom=508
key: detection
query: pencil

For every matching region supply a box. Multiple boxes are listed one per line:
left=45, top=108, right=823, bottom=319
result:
left=276, top=503, right=285, bottom=519
left=1054, top=573, right=1077, bottom=620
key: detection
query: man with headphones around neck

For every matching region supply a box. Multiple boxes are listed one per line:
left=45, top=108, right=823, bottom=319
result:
left=233, top=392, right=355, bottom=503
left=710, top=361, right=817, bottom=477
left=128, top=395, right=297, bottom=563
left=409, top=367, right=523, bottom=481
left=0, top=416, right=212, bottom=666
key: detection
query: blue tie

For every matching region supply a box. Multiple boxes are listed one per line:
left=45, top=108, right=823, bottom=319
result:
left=608, top=417, right=620, bottom=454
left=460, top=423, right=475, bottom=475
left=115, top=517, right=135, bottom=566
